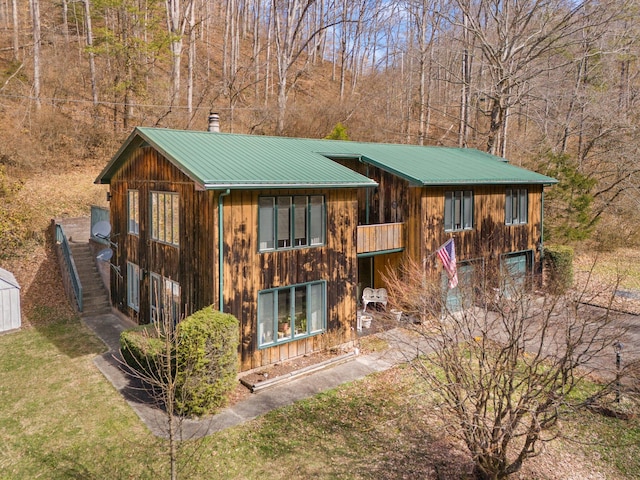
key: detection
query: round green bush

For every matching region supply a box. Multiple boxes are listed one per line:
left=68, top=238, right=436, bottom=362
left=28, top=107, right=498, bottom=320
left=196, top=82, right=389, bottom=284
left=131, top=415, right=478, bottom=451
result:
left=120, top=324, right=166, bottom=379
left=175, top=307, right=239, bottom=417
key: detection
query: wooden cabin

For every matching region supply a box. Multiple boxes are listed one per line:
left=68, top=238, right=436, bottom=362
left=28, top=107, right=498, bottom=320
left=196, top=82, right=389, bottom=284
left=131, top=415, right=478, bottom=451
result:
left=95, top=128, right=556, bottom=371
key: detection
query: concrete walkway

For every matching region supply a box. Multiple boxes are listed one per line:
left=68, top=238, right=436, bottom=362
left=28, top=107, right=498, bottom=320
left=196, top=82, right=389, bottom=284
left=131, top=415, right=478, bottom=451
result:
left=83, top=305, right=640, bottom=440
left=83, top=312, right=422, bottom=439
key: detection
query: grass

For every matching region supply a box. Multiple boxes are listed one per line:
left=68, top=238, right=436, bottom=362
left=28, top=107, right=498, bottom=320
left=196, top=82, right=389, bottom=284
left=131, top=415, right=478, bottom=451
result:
left=0, top=315, right=157, bottom=479
left=575, top=248, right=640, bottom=292
left=1, top=309, right=640, bottom=479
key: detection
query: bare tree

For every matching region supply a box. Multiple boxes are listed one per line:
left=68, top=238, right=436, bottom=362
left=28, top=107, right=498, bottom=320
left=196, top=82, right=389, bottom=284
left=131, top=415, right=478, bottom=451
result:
left=450, top=0, right=618, bottom=157
left=405, top=0, right=443, bottom=145
left=166, top=0, right=194, bottom=104
left=84, top=0, right=99, bottom=107
left=11, top=0, right=19, bottom=59
left=30, top=0, right=41, bottom=109
left=121, top=312, right=184, bottom=480
left=385, top=257, right=634, bottom=479
left=270, top=0, right=339, bottom=135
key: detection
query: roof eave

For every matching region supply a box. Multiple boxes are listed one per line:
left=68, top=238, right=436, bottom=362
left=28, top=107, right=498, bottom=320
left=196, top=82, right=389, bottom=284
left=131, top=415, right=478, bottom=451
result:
left=420, top=179, right=558, bottom=186
left=204, top=181, right=378, bottom=190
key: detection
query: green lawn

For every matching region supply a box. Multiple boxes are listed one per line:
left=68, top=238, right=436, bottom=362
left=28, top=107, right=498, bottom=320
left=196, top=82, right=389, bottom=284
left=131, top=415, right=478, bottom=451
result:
left=1, top=313, right=639, bottom=479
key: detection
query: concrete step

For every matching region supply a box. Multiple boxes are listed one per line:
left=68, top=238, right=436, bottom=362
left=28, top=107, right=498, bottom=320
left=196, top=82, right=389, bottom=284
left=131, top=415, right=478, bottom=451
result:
left=56, top=217, right=114, bottom=316
left=58, top=217, right=92, bottom=243
left=83, top=299, right=111, bottom=310
left=76, top=267, right=99, bottom=278
left=68, top=242, right=112, bottom=316
left=81, top=306, right=112, bottom=318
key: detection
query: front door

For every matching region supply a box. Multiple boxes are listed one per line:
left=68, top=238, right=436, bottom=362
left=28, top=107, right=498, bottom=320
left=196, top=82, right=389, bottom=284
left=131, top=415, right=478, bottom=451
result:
left=357, top=257, right=374, bottom=307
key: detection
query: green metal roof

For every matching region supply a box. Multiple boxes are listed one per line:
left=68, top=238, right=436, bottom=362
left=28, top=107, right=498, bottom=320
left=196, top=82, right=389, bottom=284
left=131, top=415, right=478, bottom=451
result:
left=95, top=127, right=556, bottom=189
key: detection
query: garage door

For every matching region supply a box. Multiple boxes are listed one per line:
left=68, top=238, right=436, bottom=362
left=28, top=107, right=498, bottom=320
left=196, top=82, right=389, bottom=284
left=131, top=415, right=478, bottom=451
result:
left=501, top=251, right=531, bottom=297
left=443, top=261, right=476, bottom=312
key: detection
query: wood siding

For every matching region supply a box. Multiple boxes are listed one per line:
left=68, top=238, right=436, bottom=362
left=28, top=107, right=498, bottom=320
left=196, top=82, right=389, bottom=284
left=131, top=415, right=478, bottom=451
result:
left=333, top=159, right=407, bottom=225
left=221, top=189, right=358, bottom=371
left=108, top=147, right=217, bottom=324
left=107, top=145, right=545, bottom=372
left=357, top=222, right=405, bottom=254
left=407, top=184, right=543, bottom=278
left=109, top=146, right=358, bottom=372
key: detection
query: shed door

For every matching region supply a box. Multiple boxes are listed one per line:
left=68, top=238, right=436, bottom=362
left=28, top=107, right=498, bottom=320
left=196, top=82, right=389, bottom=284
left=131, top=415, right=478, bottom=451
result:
left=0, top=285, right=20, bottom=332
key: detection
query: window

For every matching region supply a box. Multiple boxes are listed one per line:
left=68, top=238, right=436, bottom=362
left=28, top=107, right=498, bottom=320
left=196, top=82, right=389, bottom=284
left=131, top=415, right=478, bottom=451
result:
left=127, top=190, right=139, bottom=235
left=505, top=188, right=528, bottom=225
left=258, top=281, right=326, bottom=347
left=259, top=195, right=325, bottom=251
left=444, top=190, right=473, bottom=231
left=127, top=262, right=140, bottom=311
left=150, top=192, right=179, bottom=246
left=277, top=197, right=292, bottom=248
left=150, top=273, right=181, bottom=324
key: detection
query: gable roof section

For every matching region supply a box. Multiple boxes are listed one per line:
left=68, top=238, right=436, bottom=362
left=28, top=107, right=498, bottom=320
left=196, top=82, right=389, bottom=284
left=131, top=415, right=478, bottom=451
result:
left=96, top=127, right=377, bottom=189
left=322, top=144, right=557, bottom=186
left=96, top=127, right=556, bottom=189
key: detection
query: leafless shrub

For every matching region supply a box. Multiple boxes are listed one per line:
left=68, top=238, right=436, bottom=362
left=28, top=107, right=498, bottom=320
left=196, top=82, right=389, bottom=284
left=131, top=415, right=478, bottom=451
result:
left=385, top=256, right=636, bottom=480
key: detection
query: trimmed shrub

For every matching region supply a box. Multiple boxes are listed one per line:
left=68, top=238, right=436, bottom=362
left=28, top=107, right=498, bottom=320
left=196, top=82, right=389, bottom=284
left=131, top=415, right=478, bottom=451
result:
left=119, top=323, right=167, bottom=379
left=175, top=307, right=239, bottom=417
left=120, top=306, right=240, bottom=417
left=544, top=245, right=574, bottom=293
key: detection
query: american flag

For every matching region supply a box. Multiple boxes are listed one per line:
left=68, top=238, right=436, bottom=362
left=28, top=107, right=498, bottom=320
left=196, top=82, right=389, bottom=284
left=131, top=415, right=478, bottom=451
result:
left=437, top=238, right=458, bottom=289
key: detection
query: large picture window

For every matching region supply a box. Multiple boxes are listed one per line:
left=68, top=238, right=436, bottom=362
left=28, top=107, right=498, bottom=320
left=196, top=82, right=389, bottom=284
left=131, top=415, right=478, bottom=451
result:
left=150, top=273, right=181, bottom=324
left=127, top=262, right=140, bottom=312
left=150, top=191, right=179, bottom=246
left=444, top=190, right=473, bottom=231
left=259, top=195, right=325, bottom=251
left=127, top=190, right=139, bottom=235
left=505, top=188, right=528, bottom=225
left=258, top=281, right=326, bottom=347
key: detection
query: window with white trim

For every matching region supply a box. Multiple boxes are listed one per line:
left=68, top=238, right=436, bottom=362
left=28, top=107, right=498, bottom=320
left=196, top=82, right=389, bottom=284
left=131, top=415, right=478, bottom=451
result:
left=150, top=272, right=181, bottom=324
left=127, top=190, right=139, bottom=235
left=505, top=188, right=528, bottom=225
left=150, top=191, right=179, bottom=246
left=444, top=190, right=473, bottom=231
left=258, top=281, right=326, bottom=347
left=127, top=262, right=140, bottom=311
left=258, top=195, right=325, bottom=251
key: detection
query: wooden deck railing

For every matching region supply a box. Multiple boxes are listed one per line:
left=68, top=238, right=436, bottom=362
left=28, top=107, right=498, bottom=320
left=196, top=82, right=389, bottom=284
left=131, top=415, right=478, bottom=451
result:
left=357, top=222, right=405, bottom=254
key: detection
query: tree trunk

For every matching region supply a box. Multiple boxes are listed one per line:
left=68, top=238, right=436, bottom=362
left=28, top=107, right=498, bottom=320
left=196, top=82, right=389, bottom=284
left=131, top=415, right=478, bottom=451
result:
left=11, top=0, right=19, bottom=59
left=84, top=0, right=98, bottom=107
left=61, top=0, right=69, bottom=45
left=166, top=0, right=192, bottom=104
left=459, top=11, right=470, bottom=148
left=30, top=0, right=41, bottom=109
left=276, top=75, right=287, bottom=135
left=187, top=2, right=195, bottom=115
left=487, top=98, right=504, bottom=155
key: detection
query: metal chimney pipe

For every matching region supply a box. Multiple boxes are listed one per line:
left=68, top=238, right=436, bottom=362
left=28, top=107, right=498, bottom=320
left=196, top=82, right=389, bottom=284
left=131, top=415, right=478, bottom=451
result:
left=208, top=112, right=220, bottom=132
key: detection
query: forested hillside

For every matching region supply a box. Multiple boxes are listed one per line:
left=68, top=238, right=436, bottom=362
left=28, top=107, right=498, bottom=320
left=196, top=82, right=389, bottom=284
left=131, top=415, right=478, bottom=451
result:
left=1, top=0, right=640, bottom=261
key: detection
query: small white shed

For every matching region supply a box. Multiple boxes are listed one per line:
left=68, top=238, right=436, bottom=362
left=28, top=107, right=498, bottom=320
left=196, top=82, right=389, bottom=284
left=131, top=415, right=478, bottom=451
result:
left=0, top=267, right=21, bottom=333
